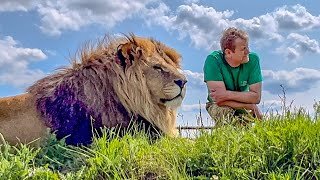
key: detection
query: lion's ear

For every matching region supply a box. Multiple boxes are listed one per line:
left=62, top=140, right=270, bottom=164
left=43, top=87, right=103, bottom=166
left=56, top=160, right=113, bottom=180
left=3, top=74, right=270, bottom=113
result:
left=116, top=43, right=143, bottom=70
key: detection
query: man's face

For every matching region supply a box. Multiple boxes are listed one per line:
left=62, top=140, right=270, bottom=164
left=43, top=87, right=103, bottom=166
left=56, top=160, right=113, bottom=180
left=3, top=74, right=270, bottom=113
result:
left=230, top=38, right=249, bottom=64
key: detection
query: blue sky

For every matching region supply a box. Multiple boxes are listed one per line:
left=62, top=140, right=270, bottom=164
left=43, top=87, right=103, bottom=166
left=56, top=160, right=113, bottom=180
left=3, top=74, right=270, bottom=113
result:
left=0, top=0, right=320, bottom=125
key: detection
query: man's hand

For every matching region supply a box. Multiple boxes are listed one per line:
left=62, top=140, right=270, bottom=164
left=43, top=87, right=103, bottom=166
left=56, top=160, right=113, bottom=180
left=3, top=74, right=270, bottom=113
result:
left=251, top=104, right=263, bottom=119
left=210, top=89, right=230, bottom=105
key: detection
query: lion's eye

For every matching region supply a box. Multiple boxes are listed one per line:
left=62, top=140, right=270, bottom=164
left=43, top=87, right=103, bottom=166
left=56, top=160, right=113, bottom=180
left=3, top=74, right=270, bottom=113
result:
left=153, top=65, right=164, bottom=72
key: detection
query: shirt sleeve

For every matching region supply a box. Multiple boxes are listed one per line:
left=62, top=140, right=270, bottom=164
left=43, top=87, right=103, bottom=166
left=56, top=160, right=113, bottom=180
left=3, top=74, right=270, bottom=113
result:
left=203, top=54, right=223, bottom=82
left=248, top=53, right=263, bottom=85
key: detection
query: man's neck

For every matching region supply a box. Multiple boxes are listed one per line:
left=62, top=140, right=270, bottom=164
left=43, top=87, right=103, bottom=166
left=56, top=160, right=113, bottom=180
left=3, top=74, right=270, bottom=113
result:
left=225, top=56, right=240, bottom=67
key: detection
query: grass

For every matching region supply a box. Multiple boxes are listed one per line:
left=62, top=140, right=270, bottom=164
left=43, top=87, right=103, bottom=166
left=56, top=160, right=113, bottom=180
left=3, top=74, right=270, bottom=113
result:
left=1, top=107, right=320, bottom=179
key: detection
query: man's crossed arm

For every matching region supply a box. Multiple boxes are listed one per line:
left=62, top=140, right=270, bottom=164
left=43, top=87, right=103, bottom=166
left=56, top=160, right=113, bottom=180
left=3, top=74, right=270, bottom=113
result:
left=206, top=81, right=262, bottom=118
left=207, top=81, right=261, bottom=104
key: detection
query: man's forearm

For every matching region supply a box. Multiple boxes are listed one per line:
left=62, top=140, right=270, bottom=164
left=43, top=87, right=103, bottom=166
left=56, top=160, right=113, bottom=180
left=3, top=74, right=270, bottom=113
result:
left=217, top=100, right=253, bottom=110
left=227, top=91, right=260, bottom=104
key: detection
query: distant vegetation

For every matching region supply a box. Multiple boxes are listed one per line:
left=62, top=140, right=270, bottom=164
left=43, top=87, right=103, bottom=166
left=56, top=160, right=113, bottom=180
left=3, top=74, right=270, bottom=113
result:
left=1, top=103, right=320, bottom=179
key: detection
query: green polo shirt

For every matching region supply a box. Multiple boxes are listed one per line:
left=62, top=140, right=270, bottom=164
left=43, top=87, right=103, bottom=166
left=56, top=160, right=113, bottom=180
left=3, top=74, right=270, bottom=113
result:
left=203, top=50, right=262, bottom=103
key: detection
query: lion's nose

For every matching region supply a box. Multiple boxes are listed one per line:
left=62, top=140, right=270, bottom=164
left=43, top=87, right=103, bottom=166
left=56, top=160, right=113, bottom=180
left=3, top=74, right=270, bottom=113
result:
left=174, top=79, right=187, bottom=88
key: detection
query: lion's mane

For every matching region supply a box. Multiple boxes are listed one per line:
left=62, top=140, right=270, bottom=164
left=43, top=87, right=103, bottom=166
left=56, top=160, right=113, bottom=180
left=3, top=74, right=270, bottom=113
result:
left=27, top=34, right=186, bottom=145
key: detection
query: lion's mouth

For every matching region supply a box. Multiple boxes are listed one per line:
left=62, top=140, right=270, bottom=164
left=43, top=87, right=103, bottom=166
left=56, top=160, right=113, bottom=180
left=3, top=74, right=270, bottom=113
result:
left=160, top=94, right=182, bottom=103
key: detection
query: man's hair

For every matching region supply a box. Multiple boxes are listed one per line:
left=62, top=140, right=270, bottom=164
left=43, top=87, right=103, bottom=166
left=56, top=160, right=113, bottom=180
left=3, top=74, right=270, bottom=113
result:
left=220, top=27, right=248, bottom=52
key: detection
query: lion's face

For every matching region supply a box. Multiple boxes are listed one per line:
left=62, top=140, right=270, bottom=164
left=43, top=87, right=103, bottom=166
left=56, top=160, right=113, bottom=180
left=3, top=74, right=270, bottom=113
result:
left=117, top=37, right=187, bottom=109
left=143, top=58, right=187, bottom=109
left=138, top=39, right=187, bottom=108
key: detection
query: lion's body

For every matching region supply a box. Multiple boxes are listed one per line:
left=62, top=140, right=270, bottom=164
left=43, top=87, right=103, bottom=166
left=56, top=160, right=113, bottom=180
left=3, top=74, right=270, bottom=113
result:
left=0, top=34, right=187, bottom=146
left=0, top=94, right=47, bottom=145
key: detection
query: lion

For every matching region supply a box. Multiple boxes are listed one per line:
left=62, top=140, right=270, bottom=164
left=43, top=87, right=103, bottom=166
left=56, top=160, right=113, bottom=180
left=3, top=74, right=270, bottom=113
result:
left=0, top=34, right=187, bottom=146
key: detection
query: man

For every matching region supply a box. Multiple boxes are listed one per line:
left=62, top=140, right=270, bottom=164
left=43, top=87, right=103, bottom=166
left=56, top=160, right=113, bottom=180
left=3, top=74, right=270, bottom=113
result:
left=203, top=27, right=263, bottom=126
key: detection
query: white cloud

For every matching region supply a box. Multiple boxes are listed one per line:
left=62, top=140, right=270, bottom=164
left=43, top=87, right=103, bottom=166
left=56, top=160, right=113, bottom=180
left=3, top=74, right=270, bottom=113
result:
left=262, top=80, right=320, bottom=115
left=143, top=3, right=320, bottom=50
left=184, top=0, right=200, bottom=4
left=0, top=0, right=155, bottom=36
left=143, top=2, right=172, bottom=28
left=0, top=0, right=37, bottom=12
left=182, top=69, right=205, bottom=87
left=233, top=14, right=283, bottom=41
left=180, top=103, right=206, bottom=112
left=263, top=68, right=320, bottom=94
left=143, top=3, right=284, bottom=49
left=273, top=4, right=320, bottom=31
left=287, top=33, right=320, bottom=53
left=144, top=3, right=233, bottom=49
left=276, top=33, right=320, bottom=61
left=37, top=4, right=87, bottom=36
left=1, top=2, right=320, bottom=44
left=260, top=99, right=282, bottom=114
left=261, top=100, right=282, bottom=108
left=0, top=36, right=47, bottom=86
left=37, top=0, right=153, bottom=36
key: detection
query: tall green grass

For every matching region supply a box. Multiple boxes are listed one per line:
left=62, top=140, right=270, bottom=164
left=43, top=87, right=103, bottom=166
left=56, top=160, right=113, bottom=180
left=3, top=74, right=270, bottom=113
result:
left=1, top=108, right=320, bottom=179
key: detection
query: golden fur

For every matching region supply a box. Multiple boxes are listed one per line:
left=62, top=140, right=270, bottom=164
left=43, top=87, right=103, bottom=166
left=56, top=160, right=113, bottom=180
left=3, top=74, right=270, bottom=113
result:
left=0, top=34, right=187, bottom=146
left=0, top=94, right=47, bottom=146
